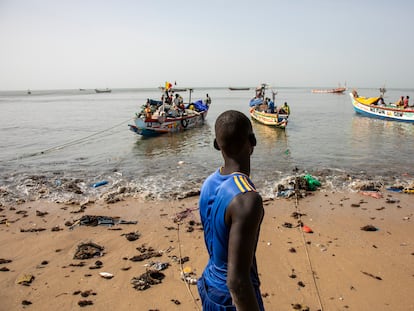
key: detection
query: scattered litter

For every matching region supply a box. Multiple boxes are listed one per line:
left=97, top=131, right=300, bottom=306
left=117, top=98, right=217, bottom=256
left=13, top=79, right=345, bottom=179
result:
left=131, top=270, right=165, bottom=290
left=385, top=198, right=400, bottom=204
left=69, top=215, right=137, bottom=229
left=36, top=210, right=48, bottom=217
left=173, top=207, right=199, bottom=223
left=386, top=186, right=403, bottom=192
left=361, top=271, right=382, bottom=280
left=181, top=266, right=198, bottom=285
left=303, top=174, right=321, bottom=191
left=276, top=189, right=295, bottom=198
left=78, top=300, right=94, bottom=307
left=20, top=227, right=46, bottom=233
left=302, top=225, right=313, bottom=233
left=16, top=273, right=35, bottom=286
left=282, top=222, right=294, bottom=228
left=129, top=251, right=162, bottom=262
left=122, top=231, right=141, bottom=241
left=359, top=191, right=383, bottom=199
left=171, top=299, right=181, bottom=305
left=91, top=180, right=108, bottom=188
left=360, top=225, right=378, bottom=232
left=145, top=261, right=170, bottom=271
left=291, top=303, right=310, bottom=310
left=73, top=242, right=104, bottom=260
left=99, top=272, right=114, bottom=279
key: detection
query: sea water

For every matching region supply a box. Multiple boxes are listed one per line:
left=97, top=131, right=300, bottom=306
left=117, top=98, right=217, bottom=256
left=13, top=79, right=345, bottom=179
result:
left=1, top=87, right=414, bottom=203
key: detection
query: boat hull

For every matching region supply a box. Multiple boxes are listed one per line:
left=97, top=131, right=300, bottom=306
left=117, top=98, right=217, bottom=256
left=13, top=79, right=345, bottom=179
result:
left=129, top=110, right=208, bottom=137
left=312, top=87, right=346, bottom=94
left=350, top=93, right=414, bottom=123
left=249, top=107, right=288, bottom=129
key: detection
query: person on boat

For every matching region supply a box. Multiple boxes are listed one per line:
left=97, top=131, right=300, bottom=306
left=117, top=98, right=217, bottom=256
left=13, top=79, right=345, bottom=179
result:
left=396, top=96, right=404, bottom=107
left=279, top=102, right=290, bottom=115
left=205, top=94, right=212, bottom=105
left=198, top=110, right=265, bottom=311
left=144, top=102, right=152, bottom=120
left=403, top=96, right=409, bottom=109
left=173, top=94, right=185, bottom=111
left=267, top=98, right=275, bottom=113
left=352, top=89, right=359, bottom=98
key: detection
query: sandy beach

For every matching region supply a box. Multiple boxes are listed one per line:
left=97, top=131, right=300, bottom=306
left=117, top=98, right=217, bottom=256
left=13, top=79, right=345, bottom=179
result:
left=0, top=189, right=413, bottom=311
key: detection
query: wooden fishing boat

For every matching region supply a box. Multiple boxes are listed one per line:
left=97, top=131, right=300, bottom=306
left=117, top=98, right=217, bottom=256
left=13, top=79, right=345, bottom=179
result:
left=311, top=87, right=346, bottom=94
left=229, top=87, right=250, bottom=91
left=350, top=92, right=414, bottom=123
left=129, top=89, right=210, bottom=137
left=95, top=88, right=112, bottom=93
left=249, top=107, right=288, bottom=129
left=248, top=83, right=289, bottom=129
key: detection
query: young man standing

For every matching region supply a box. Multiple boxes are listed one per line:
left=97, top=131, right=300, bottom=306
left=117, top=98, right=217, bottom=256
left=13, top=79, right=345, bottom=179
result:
left=198, top=110, right=265, bottom=311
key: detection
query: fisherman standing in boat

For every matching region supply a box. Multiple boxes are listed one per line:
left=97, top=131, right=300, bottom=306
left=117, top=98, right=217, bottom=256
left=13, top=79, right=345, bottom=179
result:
left=205, top=94, right=212, bottom=105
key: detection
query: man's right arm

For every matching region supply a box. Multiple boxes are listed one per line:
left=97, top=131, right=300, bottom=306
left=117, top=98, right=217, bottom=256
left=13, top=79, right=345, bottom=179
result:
left=226, top=191, right=263, bottom=311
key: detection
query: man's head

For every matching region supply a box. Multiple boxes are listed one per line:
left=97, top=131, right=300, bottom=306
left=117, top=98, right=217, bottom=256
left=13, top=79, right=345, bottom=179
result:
left=214, top=110, right=256, bottom=157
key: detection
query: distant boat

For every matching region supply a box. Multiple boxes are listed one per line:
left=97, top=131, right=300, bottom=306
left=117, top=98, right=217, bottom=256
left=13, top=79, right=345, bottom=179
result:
left=311, top=87, right=346, bottom=94
left=229, top=87, right=250, bottom=91
left=95, top=88, right=112, bottom=93
left=350, top=91, right=414, bottom=123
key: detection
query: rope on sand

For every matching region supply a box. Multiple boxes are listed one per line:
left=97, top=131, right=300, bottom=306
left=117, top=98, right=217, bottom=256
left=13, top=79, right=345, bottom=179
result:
left=173, top=201, right=202, bottom=311
left=294, top=182, right=324, bottom=311
left=4, top=117, right=133, bottom=162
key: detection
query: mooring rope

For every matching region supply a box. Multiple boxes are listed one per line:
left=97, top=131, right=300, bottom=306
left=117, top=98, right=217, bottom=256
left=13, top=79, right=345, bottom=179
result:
left=294, top=182, right=324, bottom=311
left=172, top=201, right=202, bottom=311
left=4, top=117, right=133, bottom=162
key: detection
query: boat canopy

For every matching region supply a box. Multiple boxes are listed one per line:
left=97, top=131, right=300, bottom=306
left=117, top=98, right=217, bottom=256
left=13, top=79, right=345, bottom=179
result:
left=355, top=96, right=380, bottom=105
left=249, top=98, right=263, bottom=107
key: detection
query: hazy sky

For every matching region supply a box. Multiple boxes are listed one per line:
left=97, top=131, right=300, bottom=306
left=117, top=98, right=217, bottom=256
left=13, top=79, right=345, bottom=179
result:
left=1, top=0, right=413, bottom=90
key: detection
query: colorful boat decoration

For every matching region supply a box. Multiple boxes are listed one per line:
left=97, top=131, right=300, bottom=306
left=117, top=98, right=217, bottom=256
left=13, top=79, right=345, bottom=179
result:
left=249, top=84, right=289, bottom=129
left=350, top=91, right=414, bottom=123
left=129, top=88, right=210, bottom=137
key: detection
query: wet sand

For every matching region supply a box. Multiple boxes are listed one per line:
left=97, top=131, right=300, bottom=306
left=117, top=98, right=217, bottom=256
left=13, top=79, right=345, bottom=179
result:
left=0, top=190, right=413, bottom=310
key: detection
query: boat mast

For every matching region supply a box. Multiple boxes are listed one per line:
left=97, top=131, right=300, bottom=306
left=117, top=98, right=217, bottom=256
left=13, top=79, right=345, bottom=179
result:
left=188, top=88, right=193, bottom=104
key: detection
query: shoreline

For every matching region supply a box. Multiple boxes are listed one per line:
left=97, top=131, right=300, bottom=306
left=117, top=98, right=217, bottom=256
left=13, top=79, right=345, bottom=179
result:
left=0, top=190, right=413, bottom=310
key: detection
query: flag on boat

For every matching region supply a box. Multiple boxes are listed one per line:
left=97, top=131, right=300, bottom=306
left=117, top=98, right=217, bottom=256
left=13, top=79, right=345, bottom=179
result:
left=165, top=81, right=173, bottom=90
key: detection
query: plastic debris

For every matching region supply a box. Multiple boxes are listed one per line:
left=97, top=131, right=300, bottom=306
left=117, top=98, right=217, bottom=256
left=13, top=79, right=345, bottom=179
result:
left=92, top=180, right=108, bottom=188
left=303, top=174, right=321, bottom=191
left=302, top=225, right=313, bottom=233
left=16, top=274, right=35, bottom=286
left=99, top=272, right=114, bottom=279
left=181, top=267, right=198, bottom=285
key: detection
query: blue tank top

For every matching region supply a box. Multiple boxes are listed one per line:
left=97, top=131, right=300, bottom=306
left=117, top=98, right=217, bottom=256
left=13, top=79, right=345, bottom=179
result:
left=199, top=168, right=261, bottom=292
